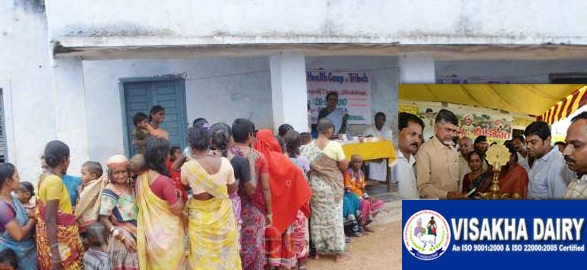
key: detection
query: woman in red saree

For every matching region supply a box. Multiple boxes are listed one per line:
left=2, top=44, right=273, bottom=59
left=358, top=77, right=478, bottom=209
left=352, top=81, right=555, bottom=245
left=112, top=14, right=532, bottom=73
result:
left=36, top=140, right=84, bottom=270
left=254, top=129, right=312, bottom=269
left=498, top=145, right=529, bottom=199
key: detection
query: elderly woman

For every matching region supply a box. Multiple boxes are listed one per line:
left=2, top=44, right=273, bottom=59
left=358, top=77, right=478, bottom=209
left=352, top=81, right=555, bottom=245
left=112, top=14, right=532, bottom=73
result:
left=36, top=140, right=85, bottom=269
left=301, top=118, right=349, bottom=262
left=0, top=163, right=37, bottom=270
left=99, top=155, right=139, bottom=270
left=136, top=137, right=185, bottom=269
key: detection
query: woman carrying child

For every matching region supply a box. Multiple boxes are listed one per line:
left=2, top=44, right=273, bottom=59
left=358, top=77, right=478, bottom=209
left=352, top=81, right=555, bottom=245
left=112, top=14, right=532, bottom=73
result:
left=0, top=163, right=37, bottom=270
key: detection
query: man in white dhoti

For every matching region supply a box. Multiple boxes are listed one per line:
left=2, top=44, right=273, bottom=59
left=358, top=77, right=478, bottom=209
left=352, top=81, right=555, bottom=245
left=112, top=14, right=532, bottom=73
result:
left=363, top=112, right=394, bottom=182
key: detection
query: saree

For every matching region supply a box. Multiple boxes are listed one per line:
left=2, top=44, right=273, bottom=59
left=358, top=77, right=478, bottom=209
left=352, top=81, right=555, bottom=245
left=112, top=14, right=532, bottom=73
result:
left=499, top=163, right=529, bottom=199
left=100, top=185, right=139, bottom=270
left=136, top=173, right=185, bottom=270
left=324, top=108, right=347, bottom=134
left=230, top=146, right=267, bottom=270
left=254, top=129, right=312, bottom=269
left=182, top=159, right=241, bottom=270
left=344, top=169, right=384, bottom=226
left=302, top=142, right=345, bottom=254
left=291, top=210, right=309, bottom=261
left=342, top=192, right=362, bottom=237
left=289, top=156, right=310, bottom=261
left=75, top=174, right=109, bottom=231
left=462, top=171, right=493, bottom=198
left=36, top=175, right=84, bottom=270
left=0, top=195, right=37, bottom=270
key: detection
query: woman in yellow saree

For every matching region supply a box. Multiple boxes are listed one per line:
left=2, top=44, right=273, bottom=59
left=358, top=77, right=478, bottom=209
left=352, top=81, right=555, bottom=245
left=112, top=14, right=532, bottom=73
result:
left=36, top=140, right=85, bottom=270
left=136, top=137, right=185, bottom=269
left=181, top=124, right=241, bottom=269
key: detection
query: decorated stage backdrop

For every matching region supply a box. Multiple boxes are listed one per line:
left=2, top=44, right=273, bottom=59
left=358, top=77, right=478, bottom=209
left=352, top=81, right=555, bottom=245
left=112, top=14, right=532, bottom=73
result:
left=399, top=103, right=533, bottom=144
left=403, top=200, right=587, bottom=269
left=307, top=70, right=372, bottom=125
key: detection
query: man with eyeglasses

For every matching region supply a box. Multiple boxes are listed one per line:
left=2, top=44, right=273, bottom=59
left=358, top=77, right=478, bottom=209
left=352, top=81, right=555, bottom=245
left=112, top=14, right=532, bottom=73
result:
left=415, top=109, right=465, bottom=199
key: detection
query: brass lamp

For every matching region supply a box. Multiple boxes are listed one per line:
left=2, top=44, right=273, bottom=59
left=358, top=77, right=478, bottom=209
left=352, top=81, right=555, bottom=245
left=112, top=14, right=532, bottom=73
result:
left=477, top=144, right=511, bottom=200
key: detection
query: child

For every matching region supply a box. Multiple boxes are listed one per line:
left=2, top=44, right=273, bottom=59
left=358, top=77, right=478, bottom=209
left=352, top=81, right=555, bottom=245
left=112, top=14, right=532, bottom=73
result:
left=300, top=132, right=312, bottom=146
left=83, top=222, right=112, bottom=270
left=344, top=154, right=385, bottom=233
left=16, top=181, right=36, bottom=211
left=132, top=112, right=153, bottom=154
left=167, top=146, right=188, bottom=203
left=130, top=154, right=147, bottom=177
left=75, top=161, right=107, bottom=232
left=0, top=248, right=18, bottom=270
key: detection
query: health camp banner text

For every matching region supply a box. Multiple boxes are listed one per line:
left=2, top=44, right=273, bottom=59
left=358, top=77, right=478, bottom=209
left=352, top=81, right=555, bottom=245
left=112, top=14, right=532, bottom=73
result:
left=307, top=70, right=371, bottom=125
left=403, top=200, right=587, bottom=269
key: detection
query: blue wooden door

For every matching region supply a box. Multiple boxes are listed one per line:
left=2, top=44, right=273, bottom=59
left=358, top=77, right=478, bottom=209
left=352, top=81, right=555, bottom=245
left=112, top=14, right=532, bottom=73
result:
left=122, top=79, right=188, bottom=157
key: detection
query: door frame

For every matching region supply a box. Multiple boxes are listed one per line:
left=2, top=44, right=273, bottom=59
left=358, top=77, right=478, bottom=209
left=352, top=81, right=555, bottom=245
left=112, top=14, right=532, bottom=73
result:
left=118, top=75, right=188, bottom=157
left=0, top=80, right=15, bottom=163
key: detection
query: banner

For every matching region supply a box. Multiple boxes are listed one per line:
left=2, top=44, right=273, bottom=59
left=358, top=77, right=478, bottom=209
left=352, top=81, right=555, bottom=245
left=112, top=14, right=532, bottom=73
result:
left=307, top=70, right=371, bottom=125
left=403, top=200, right=587, bottom=269
left=399, top=103, right=520, bottom=144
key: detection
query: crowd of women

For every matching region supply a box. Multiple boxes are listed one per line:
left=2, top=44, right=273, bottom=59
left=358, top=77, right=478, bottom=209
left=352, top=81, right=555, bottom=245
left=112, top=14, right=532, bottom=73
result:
left=0, top=114, right=386, bottom=270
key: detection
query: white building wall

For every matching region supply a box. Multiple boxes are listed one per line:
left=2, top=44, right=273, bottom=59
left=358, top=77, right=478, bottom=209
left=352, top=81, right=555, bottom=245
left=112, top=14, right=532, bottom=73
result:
left=0, top=1, right=57, bottom=182
left=82, top=57, right=272, bottom=165
left=436, top=60, right=587, bottom=83
left=306, top=56, right=400, bottom=138
left=47, top=0, right=587, bottom=45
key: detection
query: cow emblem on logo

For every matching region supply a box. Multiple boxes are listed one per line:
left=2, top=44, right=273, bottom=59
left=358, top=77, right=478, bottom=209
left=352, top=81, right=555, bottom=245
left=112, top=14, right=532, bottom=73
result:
left=403, top=210, right=451, bottom=261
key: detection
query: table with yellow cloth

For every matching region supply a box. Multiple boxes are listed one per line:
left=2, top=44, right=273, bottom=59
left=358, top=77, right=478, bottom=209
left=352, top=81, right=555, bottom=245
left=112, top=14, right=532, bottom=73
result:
left=342, top=140, right=396, bottom=191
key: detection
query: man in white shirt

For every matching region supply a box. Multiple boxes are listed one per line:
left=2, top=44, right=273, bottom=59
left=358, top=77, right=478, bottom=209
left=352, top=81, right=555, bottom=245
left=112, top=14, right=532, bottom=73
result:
left=395, top=112, right=424, bottom=199
left=422, top=108, right=435, bottom=141
left=363, top=112, right=393, bottom=182
left=525, top=121, right=573, bottom=199
left=363, top=112, right=393, bottom=141
left=562, top=112, right=587, bottom=198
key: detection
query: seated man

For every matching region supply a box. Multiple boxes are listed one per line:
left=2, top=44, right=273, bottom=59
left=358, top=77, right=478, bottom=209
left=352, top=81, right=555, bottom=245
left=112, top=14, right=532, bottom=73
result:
left=363, top=112, right=393, bottom=182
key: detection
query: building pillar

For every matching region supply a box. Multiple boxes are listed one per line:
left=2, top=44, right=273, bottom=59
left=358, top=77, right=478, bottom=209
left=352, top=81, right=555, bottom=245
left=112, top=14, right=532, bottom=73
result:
left=399, top=54, right=436, bottom=83
left=51, top=57, right=89, bottom=174
left=270, top=52, right=309, bottom=132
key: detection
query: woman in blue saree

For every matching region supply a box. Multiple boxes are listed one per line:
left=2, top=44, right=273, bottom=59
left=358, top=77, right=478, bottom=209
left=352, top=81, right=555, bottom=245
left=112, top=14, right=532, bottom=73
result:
left=0, top=163, right=37, bottom=270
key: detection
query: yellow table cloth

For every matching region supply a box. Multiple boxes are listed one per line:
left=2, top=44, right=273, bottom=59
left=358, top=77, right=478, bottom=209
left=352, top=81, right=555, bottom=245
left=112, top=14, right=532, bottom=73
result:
left=342, top=140, right=396, bottom=163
